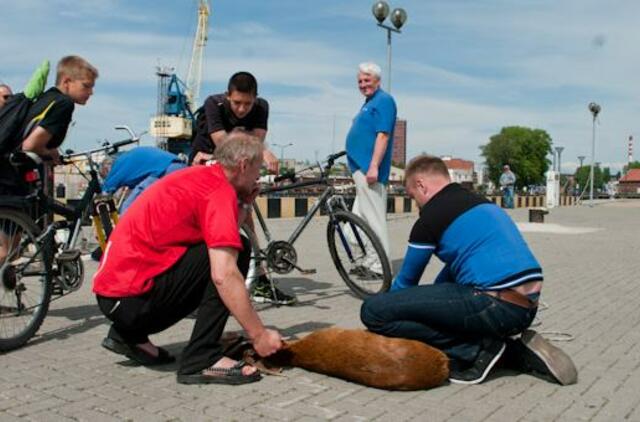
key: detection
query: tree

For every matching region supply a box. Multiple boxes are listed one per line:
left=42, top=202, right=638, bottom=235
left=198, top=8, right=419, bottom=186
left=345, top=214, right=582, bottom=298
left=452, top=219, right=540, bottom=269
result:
left=602, top=167, right=611, bottom=183
left=480, top=126, right=552, bottom=189
left=623, top=161, right=640, bottom=173
left=575, top=165, right=604, bottom=193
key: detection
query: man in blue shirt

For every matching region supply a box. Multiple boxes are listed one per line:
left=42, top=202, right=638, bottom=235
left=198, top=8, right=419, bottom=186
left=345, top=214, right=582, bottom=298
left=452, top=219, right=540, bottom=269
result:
left=360, top=155, right=577, bottom=386
left=100, top=146, right=186, bottom=214
left=499, top=164, right=516, bottom=208
left=345, top=62, right=396, bottom=273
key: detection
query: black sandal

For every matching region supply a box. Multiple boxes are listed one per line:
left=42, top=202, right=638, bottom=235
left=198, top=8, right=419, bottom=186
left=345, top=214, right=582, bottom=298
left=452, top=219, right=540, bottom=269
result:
left=101, top=337, right=175, bottom=366
left=177, top=360, right=262, bottom=385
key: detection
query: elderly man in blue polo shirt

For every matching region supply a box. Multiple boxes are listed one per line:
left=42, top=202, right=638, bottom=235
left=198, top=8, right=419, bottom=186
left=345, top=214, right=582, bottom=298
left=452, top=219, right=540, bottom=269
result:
left=345, top=62, right=397, bottom=274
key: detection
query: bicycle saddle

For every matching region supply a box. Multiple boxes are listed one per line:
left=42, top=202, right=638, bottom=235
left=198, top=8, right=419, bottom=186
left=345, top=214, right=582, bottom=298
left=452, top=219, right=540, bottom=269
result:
left=9, top=151, right=42, bottom=170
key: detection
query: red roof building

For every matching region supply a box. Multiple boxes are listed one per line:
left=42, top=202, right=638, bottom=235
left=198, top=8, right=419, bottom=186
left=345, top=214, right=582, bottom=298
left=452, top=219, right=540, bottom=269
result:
left=442, top=156, right=474, bottom=186
left=618, top=169, right=640, bottom=195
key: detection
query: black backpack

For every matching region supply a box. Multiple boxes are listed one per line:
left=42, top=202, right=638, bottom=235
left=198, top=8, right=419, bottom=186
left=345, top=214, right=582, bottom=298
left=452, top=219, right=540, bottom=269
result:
left=0, top=93, right=34, bottom=156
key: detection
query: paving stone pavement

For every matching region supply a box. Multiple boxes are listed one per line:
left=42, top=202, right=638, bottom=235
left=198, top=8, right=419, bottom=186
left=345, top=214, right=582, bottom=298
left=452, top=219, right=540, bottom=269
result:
left=1, top=199, right=639, bottom=421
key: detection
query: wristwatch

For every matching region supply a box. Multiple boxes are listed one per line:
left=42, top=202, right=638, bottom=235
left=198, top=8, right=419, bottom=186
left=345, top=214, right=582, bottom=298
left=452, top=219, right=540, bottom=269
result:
left=240, top=202, right=252, bottom=211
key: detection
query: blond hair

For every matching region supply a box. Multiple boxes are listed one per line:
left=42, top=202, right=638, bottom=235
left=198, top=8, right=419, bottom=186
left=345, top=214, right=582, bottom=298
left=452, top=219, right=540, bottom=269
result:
left=213, top=132, right=264, bottom=169
left=56, top=55, right=99, bottom=85
left=405, top=155, right=450, bottom=180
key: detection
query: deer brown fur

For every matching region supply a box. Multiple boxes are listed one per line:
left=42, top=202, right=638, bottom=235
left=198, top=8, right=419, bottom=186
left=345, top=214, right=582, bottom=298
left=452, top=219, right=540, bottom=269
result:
left=268, top=327, right=449, bottom=391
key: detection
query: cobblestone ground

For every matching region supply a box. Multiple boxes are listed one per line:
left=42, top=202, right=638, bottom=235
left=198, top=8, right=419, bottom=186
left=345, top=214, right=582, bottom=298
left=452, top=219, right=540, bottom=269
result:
left=1, top=199, right=639, bottom=421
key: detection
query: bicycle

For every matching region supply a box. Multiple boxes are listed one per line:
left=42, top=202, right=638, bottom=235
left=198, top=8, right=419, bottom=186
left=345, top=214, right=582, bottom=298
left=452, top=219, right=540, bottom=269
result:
left=0, top=125, right=140, bottom=351
left=244, top=151, right=392, bottom=301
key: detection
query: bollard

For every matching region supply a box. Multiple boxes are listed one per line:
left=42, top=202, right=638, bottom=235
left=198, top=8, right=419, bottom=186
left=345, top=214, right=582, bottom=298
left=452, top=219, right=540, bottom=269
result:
left=529, top=208, right=549, bottom=223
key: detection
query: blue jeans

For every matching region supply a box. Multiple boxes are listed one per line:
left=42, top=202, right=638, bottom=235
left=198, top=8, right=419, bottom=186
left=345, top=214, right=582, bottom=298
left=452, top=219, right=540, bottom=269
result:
left=120, top=162, right=186, bottom=214
left=503, top=187, right=514, bottom=208
left=360, top=283, right=536, bottom=364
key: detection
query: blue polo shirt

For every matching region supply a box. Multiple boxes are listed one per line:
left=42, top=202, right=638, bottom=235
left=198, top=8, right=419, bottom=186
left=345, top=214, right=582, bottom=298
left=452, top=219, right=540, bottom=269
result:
left=345, top=89, right=397, bottom=184
left=102, top=147, right=180, bottom=194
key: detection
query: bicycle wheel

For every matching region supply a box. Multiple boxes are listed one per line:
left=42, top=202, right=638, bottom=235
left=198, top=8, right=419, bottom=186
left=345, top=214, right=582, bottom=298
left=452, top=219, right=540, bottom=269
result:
left=326, top=210, right=391, bottom=299
left=0, top=208, right=52, bottom=351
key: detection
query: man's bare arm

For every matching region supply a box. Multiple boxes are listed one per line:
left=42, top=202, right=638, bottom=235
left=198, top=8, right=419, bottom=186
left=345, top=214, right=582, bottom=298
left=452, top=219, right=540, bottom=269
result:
left=366, top=132, right=390, bottom=184
left=208, top=247, right=282, bottom=356
left=21, top=127, right=59, bottom=161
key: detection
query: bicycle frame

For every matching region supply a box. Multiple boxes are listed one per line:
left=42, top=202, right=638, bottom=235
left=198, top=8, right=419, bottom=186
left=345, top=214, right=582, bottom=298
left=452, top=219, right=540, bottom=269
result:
left=254, top=178, right=347, bottom=247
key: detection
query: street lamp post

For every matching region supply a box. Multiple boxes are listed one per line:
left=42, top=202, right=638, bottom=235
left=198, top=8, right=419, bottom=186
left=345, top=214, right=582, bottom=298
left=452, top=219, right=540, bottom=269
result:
left=577, top=155, right=586, bottom=168
left=272, top=142, right=293, bottom=171
left=588, top=102, right=601, bottom=204
left=371, top=1, right=408, bottom=93
left=555, top=146, right=564, bottom=174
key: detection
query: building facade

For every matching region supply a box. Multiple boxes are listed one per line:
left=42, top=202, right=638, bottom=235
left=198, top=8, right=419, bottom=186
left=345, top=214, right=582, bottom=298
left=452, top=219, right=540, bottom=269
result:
left=391, top=118, right=407, bottom=167
left=441, top=156, right=474, bottom=187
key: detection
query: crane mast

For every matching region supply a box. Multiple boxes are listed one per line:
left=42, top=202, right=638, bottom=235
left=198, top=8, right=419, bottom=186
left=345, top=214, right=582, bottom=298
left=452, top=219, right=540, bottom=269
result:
left=186, top=0, right=210, bottom=107
left=150, top=0, right=211, bottom=156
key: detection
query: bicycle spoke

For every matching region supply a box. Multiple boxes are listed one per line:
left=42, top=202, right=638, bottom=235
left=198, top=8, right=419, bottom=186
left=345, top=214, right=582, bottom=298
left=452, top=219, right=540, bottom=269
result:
left=327, top=211, right=391, bottom=299
left=0, top=209, right=51, bottom=351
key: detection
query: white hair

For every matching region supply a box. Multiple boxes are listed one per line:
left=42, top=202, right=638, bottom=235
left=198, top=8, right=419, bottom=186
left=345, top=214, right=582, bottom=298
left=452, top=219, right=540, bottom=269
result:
left=214, top=131, right=264, bottom=169
left=358, top=62, right=382, bottom=79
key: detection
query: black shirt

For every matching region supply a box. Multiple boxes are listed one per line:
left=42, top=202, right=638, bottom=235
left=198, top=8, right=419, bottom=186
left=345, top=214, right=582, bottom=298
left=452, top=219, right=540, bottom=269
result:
left=23, top=87, right=75, bottom=149
left=191, top=93, right=269, bottom=157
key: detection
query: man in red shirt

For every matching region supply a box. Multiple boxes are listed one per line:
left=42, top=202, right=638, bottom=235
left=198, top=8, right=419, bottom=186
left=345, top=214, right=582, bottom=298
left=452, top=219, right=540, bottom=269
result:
left=93, top=132, right=283, bottom=385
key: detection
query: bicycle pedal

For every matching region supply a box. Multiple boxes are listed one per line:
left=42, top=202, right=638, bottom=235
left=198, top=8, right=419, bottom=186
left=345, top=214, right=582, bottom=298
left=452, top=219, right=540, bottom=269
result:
left=298, top=267, right=317, bottom=275
left=56, top=249, right=81, bottom=262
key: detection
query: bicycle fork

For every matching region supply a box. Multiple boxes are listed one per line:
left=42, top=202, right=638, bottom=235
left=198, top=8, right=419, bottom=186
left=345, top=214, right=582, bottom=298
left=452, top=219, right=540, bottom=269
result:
left=327, top=196, right=368, bottom=262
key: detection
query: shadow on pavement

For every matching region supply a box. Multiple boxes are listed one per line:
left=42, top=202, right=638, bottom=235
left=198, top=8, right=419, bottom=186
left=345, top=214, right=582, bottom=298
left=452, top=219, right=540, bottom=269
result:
left=26, top=307, right=108, bottom=349
left=47, top=303, right=103, bottom=319
left=275, top=276, right=333, bottom=295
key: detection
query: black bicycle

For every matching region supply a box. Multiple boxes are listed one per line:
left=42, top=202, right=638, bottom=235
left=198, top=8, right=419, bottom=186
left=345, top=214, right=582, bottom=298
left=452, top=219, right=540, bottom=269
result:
left=0, top=126, right=140, bottom=351
left=244, top=151, right=392, bottom=300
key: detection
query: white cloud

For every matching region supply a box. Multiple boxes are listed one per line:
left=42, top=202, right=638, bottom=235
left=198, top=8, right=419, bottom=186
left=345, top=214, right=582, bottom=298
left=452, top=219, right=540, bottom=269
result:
left=1, top=0, right=637, bottom=173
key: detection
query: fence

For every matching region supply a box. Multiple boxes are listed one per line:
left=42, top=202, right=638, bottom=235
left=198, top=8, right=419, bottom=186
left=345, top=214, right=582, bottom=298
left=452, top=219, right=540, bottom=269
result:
left=254, top=194, right=577, bottom=218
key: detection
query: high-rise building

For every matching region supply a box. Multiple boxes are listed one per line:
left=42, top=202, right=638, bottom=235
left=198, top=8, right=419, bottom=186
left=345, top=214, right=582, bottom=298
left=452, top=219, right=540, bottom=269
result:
left=392, top=118, right=407, bottom=166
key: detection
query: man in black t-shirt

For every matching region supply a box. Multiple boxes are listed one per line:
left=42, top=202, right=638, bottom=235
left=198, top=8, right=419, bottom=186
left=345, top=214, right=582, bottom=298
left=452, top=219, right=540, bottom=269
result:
left=191, top=72, right=295, bottom=306
left=190, top=72, right=278, bottom=173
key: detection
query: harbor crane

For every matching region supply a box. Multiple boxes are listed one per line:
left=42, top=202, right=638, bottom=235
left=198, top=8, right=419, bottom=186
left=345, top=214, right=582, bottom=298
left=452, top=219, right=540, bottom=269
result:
left=150, top=0, right=210, bottom=155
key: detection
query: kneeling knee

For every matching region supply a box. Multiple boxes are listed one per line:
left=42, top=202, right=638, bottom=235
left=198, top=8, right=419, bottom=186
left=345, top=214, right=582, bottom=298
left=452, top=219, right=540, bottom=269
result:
left=360, top=298, right=383, bottom=331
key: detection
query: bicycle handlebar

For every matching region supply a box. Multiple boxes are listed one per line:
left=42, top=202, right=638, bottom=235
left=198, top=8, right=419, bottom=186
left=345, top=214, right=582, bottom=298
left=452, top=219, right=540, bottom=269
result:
left=268, top=150, right=346, bottom=186
left=63, top=126, right=142, bottom=160
left=327, top=151, right=346, bottom=162
left=274, top=171, right=297, bottom=183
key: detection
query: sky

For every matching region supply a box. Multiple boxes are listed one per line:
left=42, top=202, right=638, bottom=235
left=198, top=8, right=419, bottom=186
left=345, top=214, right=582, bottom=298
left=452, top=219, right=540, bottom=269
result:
left=1, top=0, right=637, bottom=173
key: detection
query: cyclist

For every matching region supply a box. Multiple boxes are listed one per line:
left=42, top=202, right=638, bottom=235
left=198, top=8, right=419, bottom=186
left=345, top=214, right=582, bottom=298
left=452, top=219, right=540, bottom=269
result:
left=21, top=55, right=98, bottom=166
left=1, top=56, right=98, bottom=281
left=94, top=133, right=283, bottom=385
left=191, top=71, right=295, bottom=305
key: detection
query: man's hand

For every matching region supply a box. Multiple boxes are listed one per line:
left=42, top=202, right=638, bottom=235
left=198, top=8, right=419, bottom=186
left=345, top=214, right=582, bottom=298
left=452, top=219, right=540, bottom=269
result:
left=193, top=151, right=214, bottom=166
left=253, top=328, right=283, bottom=357
left=366, top=165, right=379, bottom=185
left=49, top=149, right=62, bottom=165
left=263, top=149, right=279, bottom=174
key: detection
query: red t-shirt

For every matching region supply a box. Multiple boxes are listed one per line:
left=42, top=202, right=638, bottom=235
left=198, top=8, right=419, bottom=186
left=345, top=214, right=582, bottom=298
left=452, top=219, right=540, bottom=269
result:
left=92, top=163, right=242, bottom=297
